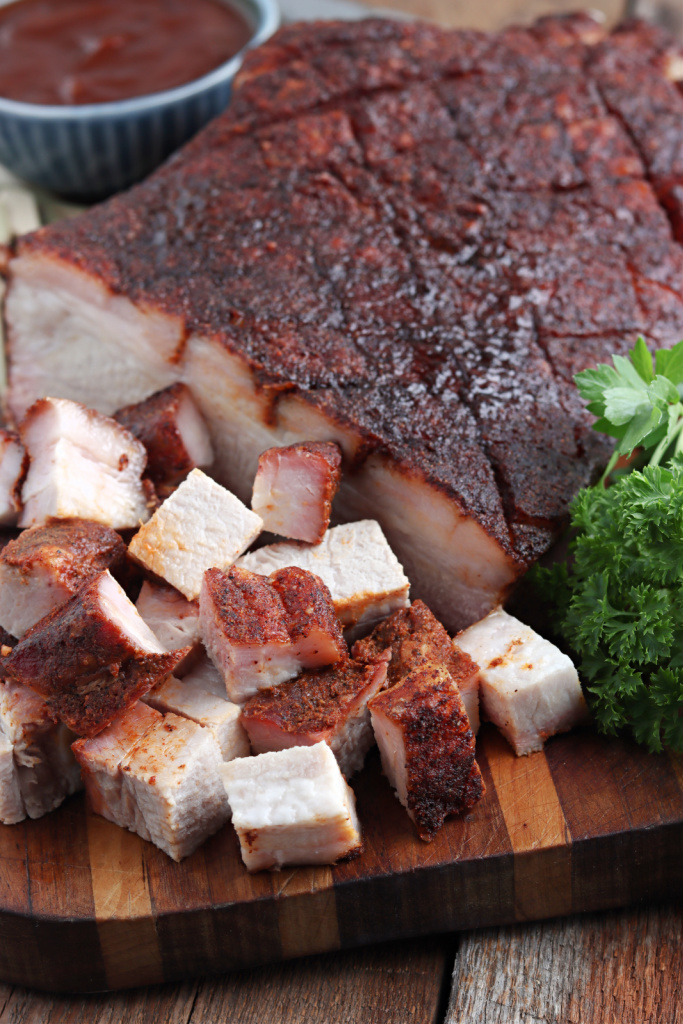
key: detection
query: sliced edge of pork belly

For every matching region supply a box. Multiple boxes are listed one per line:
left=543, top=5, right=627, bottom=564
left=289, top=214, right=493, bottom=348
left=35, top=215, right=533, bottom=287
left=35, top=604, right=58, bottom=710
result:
left=353, top=599, right=481, bottom=734
left=240, top=652, right=389, bottom=777
left=251, top=440, right=342, bottom=543
left=115, top=382, right=214, bottom=495
left=0, top=430, right=27, bottom=526
left=220, top=742, right=362, bottom=871
left=135, top=579, right=202, bottom=675
left=0, top=678, right=82, bottom=820
left=127, top=468, right=263, bottom=601
left=455, top=608, right=588, bottom=755
left=0, top=518, right=127, bottom=639
left=200, top=565, right=347, bottom=703
left=237, top=519, right=410, bottom=632
left=18, top=397, right=152, bottom=530
left=144, top=672, right=250, bottom=762
left=0, top=570, right=191, bottom=736
left=369, top=662, right=483, bottom=841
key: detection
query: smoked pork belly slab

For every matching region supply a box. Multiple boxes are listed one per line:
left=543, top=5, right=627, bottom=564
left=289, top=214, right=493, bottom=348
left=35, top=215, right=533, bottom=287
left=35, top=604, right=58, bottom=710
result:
left=128, top=468, right=263, bottom=601
left=0, top=518, right=127, bottom=639
left=369, top=661, right=483, bottom=840
left=15, top=16, right=683, bottom=627
left=240, top=652, right=389, bottom=777
left=73, top=703, right=230, bottom=860
left=220, top=742, right=362, bottom=871
left=135, top=579, right=201, bottom=675
left=251, top=441, right=342, bottom=543
left=0, top=430, right=26, bottom=526
left=0, top=678, right=82, bottom=823
left=236, top=520, right=410, bottom=634
left=115, top=383, right=214, bottom=497
left=18, top=397, right=151, bottom=529
left=200, top=565, right=347, bottom=703
left=455, top=608, right=587, bottom=755
left=0, top=570, right=190, bottom=736
left=354, top=599, right=481, bottom=733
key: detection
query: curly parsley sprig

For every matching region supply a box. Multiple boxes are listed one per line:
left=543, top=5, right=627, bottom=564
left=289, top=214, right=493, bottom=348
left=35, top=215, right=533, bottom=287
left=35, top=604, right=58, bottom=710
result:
left=536, top=337, right=683, bottom=753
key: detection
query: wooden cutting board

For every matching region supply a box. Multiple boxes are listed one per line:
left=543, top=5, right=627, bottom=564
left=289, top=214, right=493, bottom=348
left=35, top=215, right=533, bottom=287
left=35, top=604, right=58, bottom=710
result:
left=1, top=723, right=682, bottom=993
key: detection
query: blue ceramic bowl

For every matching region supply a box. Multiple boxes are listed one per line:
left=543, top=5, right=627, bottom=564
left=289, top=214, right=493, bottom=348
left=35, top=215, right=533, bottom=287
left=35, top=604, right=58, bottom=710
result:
left=0, top=0, right=280, bottom=201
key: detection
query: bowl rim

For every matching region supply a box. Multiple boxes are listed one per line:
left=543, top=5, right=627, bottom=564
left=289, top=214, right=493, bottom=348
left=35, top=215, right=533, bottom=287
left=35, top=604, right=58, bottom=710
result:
left=0, top=0, right=280, bottom=120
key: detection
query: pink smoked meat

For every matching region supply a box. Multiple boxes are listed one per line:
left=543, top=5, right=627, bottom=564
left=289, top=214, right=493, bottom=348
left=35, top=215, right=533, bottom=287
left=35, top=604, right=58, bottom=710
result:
left=251, top=441, right=342, bottom=543
left=0, top=570, right=190, bottom=736
left=0, top=430, right=27, bottom=526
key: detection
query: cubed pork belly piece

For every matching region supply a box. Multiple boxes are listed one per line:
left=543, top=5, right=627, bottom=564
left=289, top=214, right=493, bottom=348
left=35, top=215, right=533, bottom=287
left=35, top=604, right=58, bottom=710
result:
left=115, top=383, right=214, bottom=497
left=221, top=742, right=362, bottom=871
left=128, top=468, right=262, bottom=600
left=18, top=397, right=152, bottom=529
left=354, top=600, right=481, bottom=734
left=0, top=570, right=190, bottom=736
left=74, top=704, right=230, bottom=860
left=0, top=678, right=82, bottom=822
left=200, top=565, right=347, bottom=703
left=135, top=579, right=201, bottom=675
left=241, top=652, right=389, bottom=777
left=455, top=609, right=588, bottom=755
left=144, top=671, right=249, bottom=762
left=0, top=518, right=127, bottom=639
left=251, top=441, right=342, bottom=544
left=236, top=520, right=410, bottom=634
left=369, top=662, right=483, bottom=841
left=0, top=430, right=27, bottom=526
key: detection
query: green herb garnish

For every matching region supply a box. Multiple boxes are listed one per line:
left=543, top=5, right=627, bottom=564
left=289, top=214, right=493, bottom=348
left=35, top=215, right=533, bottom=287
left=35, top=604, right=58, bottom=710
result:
left=537, top=337, right=683, bottom=752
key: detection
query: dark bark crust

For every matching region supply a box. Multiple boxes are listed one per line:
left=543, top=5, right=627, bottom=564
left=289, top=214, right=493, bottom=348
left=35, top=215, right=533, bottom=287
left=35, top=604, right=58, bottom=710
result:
left=17, top=14, right=683, bottom=566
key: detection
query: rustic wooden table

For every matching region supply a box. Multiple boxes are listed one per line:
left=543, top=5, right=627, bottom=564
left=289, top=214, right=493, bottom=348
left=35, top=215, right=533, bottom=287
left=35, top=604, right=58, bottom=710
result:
left=3, top=0, right=682, bottom=1020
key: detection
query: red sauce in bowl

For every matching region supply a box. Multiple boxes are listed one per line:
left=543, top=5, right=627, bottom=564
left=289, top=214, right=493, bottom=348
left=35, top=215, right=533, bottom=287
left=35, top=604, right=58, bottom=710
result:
left=0, top=0, right=253, bottom=105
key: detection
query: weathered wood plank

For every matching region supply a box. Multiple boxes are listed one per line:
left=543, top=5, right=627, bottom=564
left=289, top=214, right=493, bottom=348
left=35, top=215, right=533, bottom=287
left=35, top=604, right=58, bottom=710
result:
left=445, top=903, right=683, bottom=1024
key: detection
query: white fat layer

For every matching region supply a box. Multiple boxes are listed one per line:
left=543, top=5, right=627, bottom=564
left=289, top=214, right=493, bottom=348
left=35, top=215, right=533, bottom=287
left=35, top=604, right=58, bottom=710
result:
left=96, top=571, right=167, bottom=655
left=456, top=608, right=586, bottom=756
left=21, top=397, right=147, bottom=471
left=237, top=520, right=410, bottom=629
left=0, top=434, right=24, bottom=525
left=0, top=734, right=24, bottom=824
left=221, top=743, right=360, bottom=870
left=369, top=707, right=409, bottom=810
left=0, top=562, right=71, bottom=638
left=6, top=257, right=180, bottom=419
left=144, top=675, right=250, bottom=762
left=121, top=714, right=230, bottom=861
left=0, top=679, right=82, bottom=819
left=128, top=468, right=263, bottom=600
left=175, top=388, right=214, bottom=469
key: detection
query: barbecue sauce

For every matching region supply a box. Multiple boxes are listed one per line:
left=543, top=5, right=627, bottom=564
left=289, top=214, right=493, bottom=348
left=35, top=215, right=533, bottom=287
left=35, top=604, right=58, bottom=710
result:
left=0, top=0, right=253, bottom=105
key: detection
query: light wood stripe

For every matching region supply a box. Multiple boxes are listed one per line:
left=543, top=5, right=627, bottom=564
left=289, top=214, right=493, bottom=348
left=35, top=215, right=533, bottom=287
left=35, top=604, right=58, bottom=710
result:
left=276, top=866, right=340, bottom=960
left=481, top=729, right=573, bottom=921
left=86, top=812, right=164, bottom=989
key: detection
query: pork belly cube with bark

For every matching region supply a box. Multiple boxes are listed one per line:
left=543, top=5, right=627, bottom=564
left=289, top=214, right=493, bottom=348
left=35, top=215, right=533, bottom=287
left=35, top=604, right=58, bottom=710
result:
left=237, top=520, right=410, bottom=634
left=369, top=662, right=483, bottom=841
left=0, top=678, right=82, bottom=822
left=18, top=397, right=151, bottom=529
left=0, top=518, right=127, bottom=639
left=74, top=704, right=230, bottom=860
left=354, top=600, right=481, bottom=734
left=200, top=565, right=347, bottom=703
left=0, top=430, right=27, bottom=526
left=144, top=668, right=249, bottom=762
left=128, top=468, right=262, bottom=600
left=115, top=383, right=214, bottom=497
left=135, top=580, right=201, bottom=675
left=241, top=652, right=389, bottom=777
left=455, top=609, right=587, bottom=756
left=0, top=570, right=190, bottom=736
left=221, top=742, right=362, bottom=871
left=251, top=441, right=342, bottom=543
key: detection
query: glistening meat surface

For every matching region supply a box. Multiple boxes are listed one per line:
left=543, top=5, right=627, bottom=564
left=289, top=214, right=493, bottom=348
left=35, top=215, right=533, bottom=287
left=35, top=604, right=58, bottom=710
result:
left=7, top=15, right=683, bottom=629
